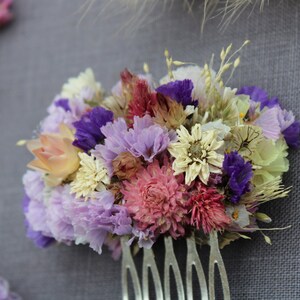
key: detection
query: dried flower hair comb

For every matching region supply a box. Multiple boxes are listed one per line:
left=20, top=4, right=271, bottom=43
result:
left=20, top=42, right=299, bottom=299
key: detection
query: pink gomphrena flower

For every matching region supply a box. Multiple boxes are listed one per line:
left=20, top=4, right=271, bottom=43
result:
left=122, top=159, right=189, bottom=239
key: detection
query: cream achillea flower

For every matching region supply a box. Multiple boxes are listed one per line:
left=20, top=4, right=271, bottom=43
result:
left=70, top=153, right=110, bottom=200
left=61, top=68, right=104, bottom=102
left=168, top=124, right=224, bottom=185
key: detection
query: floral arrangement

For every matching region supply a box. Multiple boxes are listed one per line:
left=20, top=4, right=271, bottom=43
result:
left=20, top=43, right=299, bottom=297
left=0, top=0, right=13, bottom=27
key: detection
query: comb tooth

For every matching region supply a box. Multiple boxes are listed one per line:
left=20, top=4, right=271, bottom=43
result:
left=208, top=231, right=230, bottom=300
left=121, top=237, right=142, bottom=300
left=186, top=234, right=209, bottom=300
left=163, top=237, right=185, bottom=300
left=142, top=248, right=164, bottom=300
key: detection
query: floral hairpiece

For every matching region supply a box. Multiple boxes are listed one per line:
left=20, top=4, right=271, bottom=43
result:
left=20, top=42, right=299, bottom=299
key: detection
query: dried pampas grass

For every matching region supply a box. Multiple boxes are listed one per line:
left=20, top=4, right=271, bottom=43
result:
left=77, top=0, right=269, bottom=34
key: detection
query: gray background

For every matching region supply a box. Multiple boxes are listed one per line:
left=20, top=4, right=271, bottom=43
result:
left=0, top=0, right=299, bottom=299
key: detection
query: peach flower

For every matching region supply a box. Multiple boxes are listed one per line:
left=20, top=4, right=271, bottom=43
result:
left=27, top=124, right=80, bottom=186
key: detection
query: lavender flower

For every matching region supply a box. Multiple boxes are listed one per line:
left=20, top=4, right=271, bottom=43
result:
left=41, top=89, right=91, bottom=133
left=22, top=171, right=54, bottom=241
left=0, top=277, right=22, bottom=300
left=237, top=86, right=279, bottom=109
left=128, top=227, right=155, bottom=249
left=23, top=194, right=54, bottom=248
left=0, top=277, right=9, bottom=299
left=156, top=79, right=197, bottom=107
left=73, top=106, right=114, bottom=152
left=65, top=190, right=132, bottom=254
left=254, top=107, right=281, bottom=140
left=223, top=151, right=253, bottom=203
left=46, top=186, right=75, bottom=244
left=93, top=115, right=174, bottom=175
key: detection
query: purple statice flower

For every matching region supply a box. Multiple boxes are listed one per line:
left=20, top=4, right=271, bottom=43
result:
left=46, top=186, right=75, bottom=244
left=237, top=86, right=279, bottom=109
left=128, top=227, right=155, bottom=249
left=254, top=107, right=281, bottom=140
left=254, top=105, right=299, bottom=147
left=73, top=106, right=113, bottom=152
left=41, top=88, right=91, bottom=133
left=0, top=277, right=9, bottom=299
left=223, top=151, right=253, bottom=204
left=54, top=98, right=70, bottom=112
left=65, top=190, right=132, bottom=255
left=156, top=79, right=197, bottom=107
left=282, top=121, right=300, bottom=148
left=22, top=170, right=44, bottom=202
left=22, top=171, right=53, bottom=241
left=0, top=277, right=22, bottom=300
left=93, top=115, right=174, bottom=176
left=278, top=108, right=295, bottom=131
left=0, top=0, right=13, bottom=27
left=23, top=194, right=54, bottom=248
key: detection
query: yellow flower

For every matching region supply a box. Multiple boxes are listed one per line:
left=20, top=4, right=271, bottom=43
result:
left=70, top=153, right=110, bottom=200
left=229, top=125, right=263, bottom=157
left=250, top=137, right=289, bottom=186
left=168, top=124, right=224, bottom=185
left=27, top=124, right=80, bottom=186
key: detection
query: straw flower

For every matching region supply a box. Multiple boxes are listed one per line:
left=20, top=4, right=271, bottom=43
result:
left=70, top=153, right=110, bottom=200
left=168, top=124, right=224, bottom=185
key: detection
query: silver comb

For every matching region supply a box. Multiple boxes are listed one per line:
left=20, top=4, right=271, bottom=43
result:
left=121, top=231, right=230, bottom=300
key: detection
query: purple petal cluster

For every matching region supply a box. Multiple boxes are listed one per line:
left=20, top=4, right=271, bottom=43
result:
left=238, top=86, right=300, bottom=148
left=73, top=106, right=114, bottom=152
left=223, top=151, right=253, bottom=203
left=54, top=98, right=71, bottom=111
left=23, top=194, right=54, bottom=248
left=156, top=79, right=197, bottom=107
left=22, top=171, right=54, bottom=248
left=128, top=227, right=155, bottom=249
left=283, top=121, right=300, bottom=148
left=67, top=190, right=132, bottom=254
left=23, top=172, right=132, bottom=255
left=93, top=115, right=174, bottom=175
left=0, top=276, right=22, bottom=300
left=237, top=86, right=279, bottom=109
left=41, top=93, right=89, bottom=133
left=46, top=186, right=75, bottom=244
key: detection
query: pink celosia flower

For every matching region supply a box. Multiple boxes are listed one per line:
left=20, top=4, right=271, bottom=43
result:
left=188, top=183, right=230, bottom=234
left=122, top=159, right=188, bottom=239
left=0, top=0, right=13, bottom=27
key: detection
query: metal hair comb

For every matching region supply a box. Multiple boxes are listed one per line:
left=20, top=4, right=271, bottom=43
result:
left=121, top=231, right=230, bottom=300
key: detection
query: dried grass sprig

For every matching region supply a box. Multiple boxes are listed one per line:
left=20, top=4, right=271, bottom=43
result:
left=76, top=0, right=270, bottom=34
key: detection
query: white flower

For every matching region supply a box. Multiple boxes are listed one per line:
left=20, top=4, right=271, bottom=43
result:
left=202, top=120, right=231, bottom=140
left=160, top=65, right=213, bottom=103
left=226, top=205, right=251, bottom=228
left=70, top=153, right=110, bottom=200
left=61, top=68, right=103, bottom=100
left=168, top=124, right=224, bottom=185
